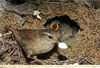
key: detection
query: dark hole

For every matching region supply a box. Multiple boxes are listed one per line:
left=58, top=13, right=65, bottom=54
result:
left=6, top=0, right=26, bottom=5
left=58, top=55, right=68, bottom=61
left=44, top=15, right=80, bottom=30
left=44, top=15, right=82, bottom=38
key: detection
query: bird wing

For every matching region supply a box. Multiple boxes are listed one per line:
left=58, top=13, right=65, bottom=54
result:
left=18, top=29, right=37, bottom=41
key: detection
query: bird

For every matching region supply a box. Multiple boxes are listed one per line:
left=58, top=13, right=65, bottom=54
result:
left=3, top=26, right=61, bottom=57
left=44, top=15, right=81, bottom=41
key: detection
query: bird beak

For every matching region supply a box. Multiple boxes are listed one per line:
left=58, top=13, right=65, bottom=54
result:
left=55, top=39, right=60, bottom=43
left=55, top=38, right=63, bottom=43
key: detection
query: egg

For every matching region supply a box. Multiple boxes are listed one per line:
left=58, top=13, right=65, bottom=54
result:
left=58, top=42, right=68, bottom=49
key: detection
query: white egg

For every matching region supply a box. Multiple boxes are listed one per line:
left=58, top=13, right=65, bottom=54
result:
left=58, top=42, right=68, bottom=49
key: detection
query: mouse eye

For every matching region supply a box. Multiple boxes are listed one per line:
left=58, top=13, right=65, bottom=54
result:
left=48, top=35, right=53, bottom=39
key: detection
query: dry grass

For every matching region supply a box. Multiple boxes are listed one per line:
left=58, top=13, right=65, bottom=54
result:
left=0, top=3, right=100, bottom=64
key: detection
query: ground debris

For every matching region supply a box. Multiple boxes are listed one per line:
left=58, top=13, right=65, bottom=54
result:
left=0, top=2, right=100, bottom=65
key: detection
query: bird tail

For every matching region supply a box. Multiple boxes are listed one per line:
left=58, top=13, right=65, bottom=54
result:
left=3, top=25, right=20, bottom=40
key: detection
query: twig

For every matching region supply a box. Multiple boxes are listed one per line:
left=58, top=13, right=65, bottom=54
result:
left=9, top=46, right=16, bottom=56
left=84, top=58, right=93, bottom=64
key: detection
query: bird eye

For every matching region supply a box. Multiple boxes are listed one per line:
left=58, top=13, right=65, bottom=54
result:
left=51, top=24, right=59, bottom=30
left=44, top=32, right=53, bottom=40
left=48, top=35, right=53, bottom=39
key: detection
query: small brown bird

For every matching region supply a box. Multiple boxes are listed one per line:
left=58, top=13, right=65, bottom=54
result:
left=3, top=26, right=60, bottom=57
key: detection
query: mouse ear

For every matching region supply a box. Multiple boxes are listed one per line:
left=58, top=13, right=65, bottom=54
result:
left=50, top=24, right=59, bottom=31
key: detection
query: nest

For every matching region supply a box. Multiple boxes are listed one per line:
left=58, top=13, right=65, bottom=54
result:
left=0, top=3, right=100, bottom=64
